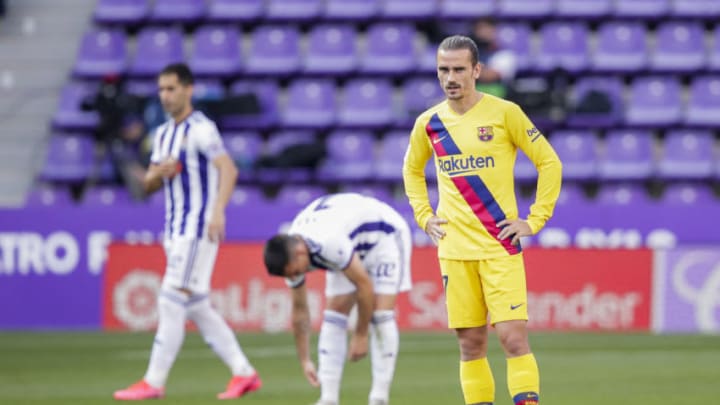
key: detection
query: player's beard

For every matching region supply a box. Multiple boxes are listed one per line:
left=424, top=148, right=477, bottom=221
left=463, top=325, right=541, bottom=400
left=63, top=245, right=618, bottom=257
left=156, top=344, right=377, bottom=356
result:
left=445, top=83, right=462, bottom=100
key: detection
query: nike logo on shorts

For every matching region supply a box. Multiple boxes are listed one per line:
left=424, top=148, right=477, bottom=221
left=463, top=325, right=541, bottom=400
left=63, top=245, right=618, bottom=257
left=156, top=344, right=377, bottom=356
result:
left=510, top=303, right=524, bottom=310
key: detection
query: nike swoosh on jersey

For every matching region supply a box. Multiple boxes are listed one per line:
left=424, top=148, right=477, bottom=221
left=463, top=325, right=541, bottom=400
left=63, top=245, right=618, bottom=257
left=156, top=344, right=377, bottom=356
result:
left=432, top=135, right=448, bottom=144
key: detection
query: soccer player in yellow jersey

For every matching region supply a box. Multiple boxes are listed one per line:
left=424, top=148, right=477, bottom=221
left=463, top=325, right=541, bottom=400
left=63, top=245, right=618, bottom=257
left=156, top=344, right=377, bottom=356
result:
left=402, top=36, right=562, bottom=405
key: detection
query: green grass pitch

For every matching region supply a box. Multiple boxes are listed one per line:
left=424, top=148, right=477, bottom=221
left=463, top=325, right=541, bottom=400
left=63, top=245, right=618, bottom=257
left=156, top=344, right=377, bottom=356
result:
left=0, top=331, right=718, bottom=404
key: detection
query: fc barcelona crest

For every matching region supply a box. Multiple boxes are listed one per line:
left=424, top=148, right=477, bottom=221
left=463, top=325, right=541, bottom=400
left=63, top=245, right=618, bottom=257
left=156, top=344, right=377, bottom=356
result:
left=477, top=126, right=494, bottom=142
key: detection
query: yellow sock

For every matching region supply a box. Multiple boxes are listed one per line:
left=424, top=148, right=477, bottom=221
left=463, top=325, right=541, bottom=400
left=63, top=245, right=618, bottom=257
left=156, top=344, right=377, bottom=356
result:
left=506, top=353, right=540, bottom=404
left=459, top=357, right=495, bottom=404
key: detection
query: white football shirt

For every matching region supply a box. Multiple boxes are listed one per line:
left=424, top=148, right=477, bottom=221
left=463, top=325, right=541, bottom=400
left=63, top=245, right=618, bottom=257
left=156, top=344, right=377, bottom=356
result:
left=285, top=193, right=400, bottom=288
left=150, top=111, right=227, bottom=240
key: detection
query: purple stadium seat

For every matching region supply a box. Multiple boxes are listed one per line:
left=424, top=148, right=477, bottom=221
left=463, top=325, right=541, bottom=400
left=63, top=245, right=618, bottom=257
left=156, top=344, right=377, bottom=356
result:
left=228, top=186, right=267, bottom=208
left=514, top=151, right=537, bottom=182
left=521, top=183, right=587, bottom=213
left=94, top=0, right=149, bottom=25
left=40, top=134, right=95, bottom=183
left=555, top=183, right=589, bottom=207
left=25, top=185, right=74, bottom=207
left=592, top=22, right=648, bottom=73
left=283, top=78, right=337, bottom=128
left=400, top=76, right=444, bottom=127
left=418, top=43, right=438, bottom=74
left=556, top=0, right=612, bottom=18
left=550, top=130, right=600, bottom=181
left=304, top=24, right=358, bottom=75
left=124, top=78, right=221, bottom=101
left=192, top=79, right=225, bottom=101
left=244, top=26, right=301, bottom=76
left=222, top=80, right=279, bottom=130
left=596, top=183, right=652, bottom=206
left=685, top=76, right=720, bottom=127
left=257, top=130, right=317, bottom=183
left=338, top=184, right=395, bottom=205
left=566, top=76, right=624, bottom=128
left=438, top=0, right=494, bottom=18
left=497, top=0, right=553, bottom=18
left=207, top=0, right=263, bottom=22
left=651, top=22, right=706, bottom=72
left=337, top=78, right=395, bottom=128
left=317, top=130, right=375, bottom=182
left=128, top=27, right=183, bottom=77
left=324, top=0, right=379, bottom=20
left=661, top=183, right=716, bottom=205
left=375, top=130, right=409, bottom=181
left=266, top=0, right=323, bottom=21
left=51, top=82, right=100, bottom=131
left=361, top=23, right=416, bottom=75
left=496, top=23, right=533, bottom=72
left=613, top=0, right=669, bottom=18
left=124, top=79, right=157, bottom=97
left=383, top=0, right=438, bottom=19
left=73, top=28, right=127, bottom=79
left=671, top=0, right=720, bottom=17
left=223, top=131, right=263, bottom=180
left=275, top=185, right=327, bottom=209
left=599, top=130, right=655, bottom=180
left=82, top=186, right=134, bottom=207
left=189, top=26, right=242, bottom=78
left=712, top=27, right=720, bottom=71
left=149, top=0, right=205, bottom=23
left=536, top=22, right=590, bottom=73
left=658, top=130, right=715, bottom=180
left=625, top=76, right=682, bottom=126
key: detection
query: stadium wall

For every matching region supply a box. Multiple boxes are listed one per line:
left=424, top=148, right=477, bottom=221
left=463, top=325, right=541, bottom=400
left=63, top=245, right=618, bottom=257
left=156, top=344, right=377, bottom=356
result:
left=0, top=202, right=718, bottom=334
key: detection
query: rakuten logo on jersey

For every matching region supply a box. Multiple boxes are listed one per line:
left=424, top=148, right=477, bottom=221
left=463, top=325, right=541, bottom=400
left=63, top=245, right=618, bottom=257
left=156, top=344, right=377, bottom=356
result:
left=437, top=155, right=495, bottom=177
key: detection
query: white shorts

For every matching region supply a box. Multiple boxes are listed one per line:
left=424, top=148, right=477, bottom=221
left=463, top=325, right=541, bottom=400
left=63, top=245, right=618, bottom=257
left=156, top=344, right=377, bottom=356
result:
left=162, top=237, right=218, bottom=294
left=326, top=206, right=412, bottom=297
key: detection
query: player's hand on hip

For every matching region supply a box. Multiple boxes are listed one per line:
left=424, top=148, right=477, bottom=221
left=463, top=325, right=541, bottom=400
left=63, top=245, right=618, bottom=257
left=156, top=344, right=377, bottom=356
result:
left=425, top=215, right=448, bottom=246
left=207, top=212, right=226, bottom=242
left=348, top=333, right=368, bottom=362
left=302, top=360, right=320, bottom=387
left=497, top=218, right=532, bottom=245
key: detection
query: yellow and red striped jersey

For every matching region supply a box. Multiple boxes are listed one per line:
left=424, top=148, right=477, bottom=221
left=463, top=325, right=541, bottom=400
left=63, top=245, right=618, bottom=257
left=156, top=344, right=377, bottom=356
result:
left=402, top=94, right=562, bottom=260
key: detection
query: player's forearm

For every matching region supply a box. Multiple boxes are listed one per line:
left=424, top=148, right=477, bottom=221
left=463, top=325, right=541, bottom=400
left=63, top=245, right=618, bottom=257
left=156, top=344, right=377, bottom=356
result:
left=403, top=126, right=435, bottom=228
left=402, top=166, right=434, bottom=230
left=528, top=157, right=563, bottom=234
left=292, top=306, right=312, bottom=363
left=353, top=278, right=374, bottom=337
left=212, top=159, right=238, bottom=215
left=142, top=167, right=164, bottom=195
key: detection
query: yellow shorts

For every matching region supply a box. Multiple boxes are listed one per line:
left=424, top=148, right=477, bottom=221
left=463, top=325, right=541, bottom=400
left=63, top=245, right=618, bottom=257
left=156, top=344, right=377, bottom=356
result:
left=440, top=253, right=528, bottom=329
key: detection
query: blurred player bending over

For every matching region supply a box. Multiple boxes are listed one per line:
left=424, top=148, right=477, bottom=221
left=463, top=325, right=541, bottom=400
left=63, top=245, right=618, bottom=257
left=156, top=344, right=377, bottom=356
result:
left=264, top=193, right=413, bottom=405
left=114, top=63, right=261, bottom=400
left=403, top=36, right=562, bottom=405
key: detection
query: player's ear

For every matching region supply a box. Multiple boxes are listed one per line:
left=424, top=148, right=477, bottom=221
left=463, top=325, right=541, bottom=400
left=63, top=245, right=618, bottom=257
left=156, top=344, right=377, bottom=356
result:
left=473, top=62, right=482, bottom=80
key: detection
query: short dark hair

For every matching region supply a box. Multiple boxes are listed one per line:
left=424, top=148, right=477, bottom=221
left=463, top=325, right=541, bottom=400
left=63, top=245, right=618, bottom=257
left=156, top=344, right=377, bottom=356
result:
left=264, top=234, right=295, bottom=277
left=159, top=63, right=194, bottom=85
left=438, top=35, right=480, bottom=66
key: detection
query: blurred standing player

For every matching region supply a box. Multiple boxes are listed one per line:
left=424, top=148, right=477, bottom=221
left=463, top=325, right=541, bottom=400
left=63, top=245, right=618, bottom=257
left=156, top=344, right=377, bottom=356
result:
left=114, top=63, right=261, bottom=400
left=263, top=193, right=412, bottom=405
left=402, top=36, right=562, bottom=405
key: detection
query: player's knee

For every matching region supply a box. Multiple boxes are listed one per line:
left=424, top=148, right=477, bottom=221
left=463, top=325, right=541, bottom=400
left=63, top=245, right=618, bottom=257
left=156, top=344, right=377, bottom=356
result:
left=498, top=332, right=529, bottom=356
left=371, top=310, right=395, bottom=325
left=456, top=328, right=488, bottom=359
